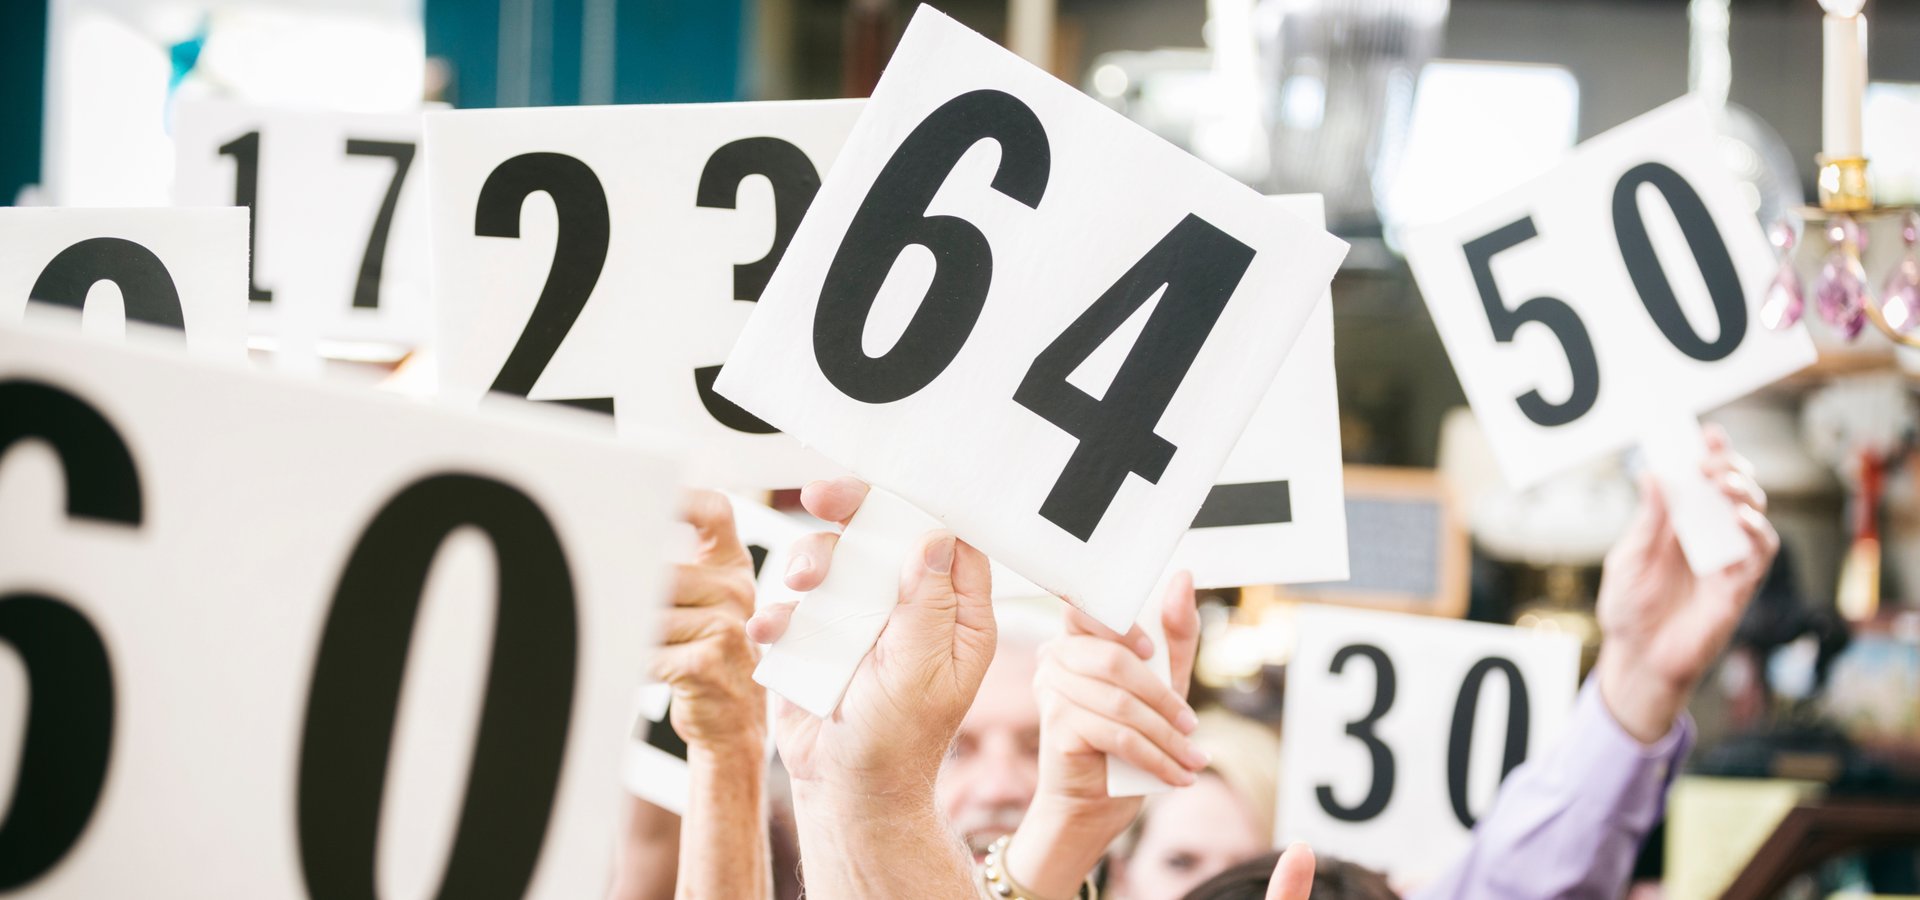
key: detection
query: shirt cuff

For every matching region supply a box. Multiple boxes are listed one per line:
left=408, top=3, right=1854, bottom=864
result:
left=1556, top=676, right=1695, bottom=834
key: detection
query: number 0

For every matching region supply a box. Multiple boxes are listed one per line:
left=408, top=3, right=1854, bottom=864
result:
left=297, top=473, right=577, bottom=899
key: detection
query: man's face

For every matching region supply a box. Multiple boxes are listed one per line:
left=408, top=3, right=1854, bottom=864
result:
left=937, top=645, right=1041, bottom=859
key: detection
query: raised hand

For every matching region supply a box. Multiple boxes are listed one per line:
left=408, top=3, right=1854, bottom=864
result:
left=747, top=477, right=995, bottom=899
left=649, top=490, right=763, bottom=754
left=1000, top=572, right=1208, bottom=900
left=613, top=489, right=768, bottom=900
left=1596, top=425, right=1778, bottom=743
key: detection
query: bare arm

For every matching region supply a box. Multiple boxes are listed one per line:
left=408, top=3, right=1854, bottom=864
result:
left=608, top=798, right=679, bottom=900
left=790, top=783, right=977, bottom=900
left=679, top=743, right=771, bottom=900
left=611, top=490, right=772, bottom=900
left=748, top=478, right=998, bottom=900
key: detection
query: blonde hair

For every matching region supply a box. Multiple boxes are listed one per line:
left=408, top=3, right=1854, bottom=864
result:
left=1114, top=708, right=1281, bottom=857
left=1189, top=708, right=1280, bottom=847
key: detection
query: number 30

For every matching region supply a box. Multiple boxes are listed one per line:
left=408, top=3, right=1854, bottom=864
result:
left=1315, top=643, right=1532, bottom=829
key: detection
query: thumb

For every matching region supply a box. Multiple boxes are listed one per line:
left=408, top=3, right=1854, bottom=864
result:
left=897, top=530, right=997, bottom=680
left=1266, top=843, right=1316, bottom=900
left=1615, top=471, right=1673, bottom=560
left=1161, top=570, right=1201, bottom=701
left=899, top=530, right=959, bottom=611
left=949, top=539, right=995, bottom=641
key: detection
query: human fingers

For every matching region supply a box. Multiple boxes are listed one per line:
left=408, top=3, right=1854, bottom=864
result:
left=799, top=477, right=870, bottom=526
left=1705, top=463, right=1767, bottom=516
left=649, top=611, right=751, bottom=684
left=682, top=488, right=752, bottom=568
left=1041, top=665, right=1205, bottom=772
left=746, top=600, right=798, bottom=644
left=1062, top=604, right=1155, bottom=658
left=1265, top=843, right=1316, bottom=900
left=1046, top=635, right=1198, bottom=734
left=1049, top=702, right=1197, bottom=788
left=672, top=560, right=755, bottom=613
left=1161, top=571, right=1200, bottom=701
left=782, top=530, right=841, bottom=591
left=1608, top=471, right=1674, bottom=565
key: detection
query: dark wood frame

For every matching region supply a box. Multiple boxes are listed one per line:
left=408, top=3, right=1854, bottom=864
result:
left=1719, top=799, right=1920, bottom=899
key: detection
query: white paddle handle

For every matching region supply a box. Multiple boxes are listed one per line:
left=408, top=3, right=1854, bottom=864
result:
left=753, top=486, right=942, bottom=718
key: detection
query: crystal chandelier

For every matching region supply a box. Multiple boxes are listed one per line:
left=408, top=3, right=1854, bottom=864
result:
left=1762, top=0, right=1920, bottom=348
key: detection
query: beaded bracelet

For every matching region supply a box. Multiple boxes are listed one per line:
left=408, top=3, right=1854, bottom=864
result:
left=977, top=833, right=1097, bottom=900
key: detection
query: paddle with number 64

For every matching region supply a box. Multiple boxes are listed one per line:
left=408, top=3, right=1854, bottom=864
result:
left=713, top=7, right=1347, bottom=718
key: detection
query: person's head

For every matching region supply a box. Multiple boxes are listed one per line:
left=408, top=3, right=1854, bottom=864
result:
left=937, top=599, right=1055, bottom=859
left=1180, top=851, right=1398, bottom=900
left=1106, top=710, right=1281, bottom=900
left=1106, top=771, right=1268, bottom=900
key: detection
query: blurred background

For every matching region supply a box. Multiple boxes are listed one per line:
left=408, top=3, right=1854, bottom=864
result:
left=2, top=1, right=1917, bottom=896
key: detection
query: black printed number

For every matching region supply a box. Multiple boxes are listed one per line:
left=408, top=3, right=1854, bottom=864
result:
left=1612, top=162, right=1746, bottom=362
left=813, top=89, right=1050, bottom=403
left=475, top=151, right=615, bottom=415
left=219, top=130, right=273, bottom=303
left=298, top=473, right=577, bottom=899
left=1445, top=657, right=1531, bottom=829
left=0, top=380, right=144, bottom=889
left=344, top=139, right=416, bottom=310
left=1314, top=644, right=1396, bottom=822
left=1014, top=216, right=1255, bottom=539
left=1313, top=644, right=1534, bottom=827
left=691, top=137, right=822, bottom=434
left=1464, top=218, right=1600, bottom=427
left=1465, top=162, right=1749, bottom=427
left=813, top=89, right=1256, bottom=541
left=28, top=238, right=188, bottom=335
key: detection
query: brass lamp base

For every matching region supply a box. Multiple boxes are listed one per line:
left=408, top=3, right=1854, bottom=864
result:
left=1817, top=155, right=1872, bottom=212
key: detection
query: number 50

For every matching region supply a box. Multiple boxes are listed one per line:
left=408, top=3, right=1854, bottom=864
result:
left=1464, top=162, right=1748, bottom=428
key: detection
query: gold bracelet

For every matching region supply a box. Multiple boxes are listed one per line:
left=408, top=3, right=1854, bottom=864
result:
left=978, top=833, right=1097, bottom=900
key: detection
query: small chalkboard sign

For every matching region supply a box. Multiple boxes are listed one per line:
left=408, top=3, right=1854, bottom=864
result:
left=1247, top=466, right=1467, bottom=618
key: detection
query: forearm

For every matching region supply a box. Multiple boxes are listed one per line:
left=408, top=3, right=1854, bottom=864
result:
left=677, top=742, right=771, bottom=900
left=1412, top=677, right=1691, bottom=900
left=609, top=797, right=681, bottom=900
left=791, top=782, right=978, bottom=900
left=1595, top=647, right=1690, bottom=745
left=1002, top=798, right=1127, bottom=900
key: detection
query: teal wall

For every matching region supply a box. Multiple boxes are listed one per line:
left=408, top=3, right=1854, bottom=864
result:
left=1, top=0, right=48, bottom=204
left=425, top=0, right=751, bottom=108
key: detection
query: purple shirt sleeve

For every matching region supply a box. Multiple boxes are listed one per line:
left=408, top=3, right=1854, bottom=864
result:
left=1407, top=676, right=1693, bottom=900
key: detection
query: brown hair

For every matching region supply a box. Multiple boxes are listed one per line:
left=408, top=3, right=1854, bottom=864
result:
left=1179, top=851, right=1398, bottom=900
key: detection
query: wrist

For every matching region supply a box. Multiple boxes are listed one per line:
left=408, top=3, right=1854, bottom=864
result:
left=1595, top=650, right=1689, bottom=745
left=1003, top=796, right=1127, bottom=900
left=792, top=780, right=977, bottom=899
left=791, top=776, right=939, bottom=823
left=686, top=728, right=766, bottom=771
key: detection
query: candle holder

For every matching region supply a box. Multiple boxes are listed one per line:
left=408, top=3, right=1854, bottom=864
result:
left=1816, top=155, right=1872, bottom=212
left=1773, top=205, right=1920, bottom=350
left=1759, top=3, right=1920, bottom=350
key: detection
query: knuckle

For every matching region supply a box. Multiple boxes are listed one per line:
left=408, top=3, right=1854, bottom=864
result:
left=722, top=571, right=756, bottom=610
left=692, top=489, right=733, bottom=528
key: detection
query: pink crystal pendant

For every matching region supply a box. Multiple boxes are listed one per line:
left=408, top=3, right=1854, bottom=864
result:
left=1815, top=215, right=1870, bottom=340
left=1760, top=220, right=1804, bottom=329
left=1879, top=211, right=1920, bottom=334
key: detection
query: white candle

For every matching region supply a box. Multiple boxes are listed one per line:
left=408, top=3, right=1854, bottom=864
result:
left=1008, top=0, right=1056, bottom=73
left=1822, top=11, right=1867, bottom=158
